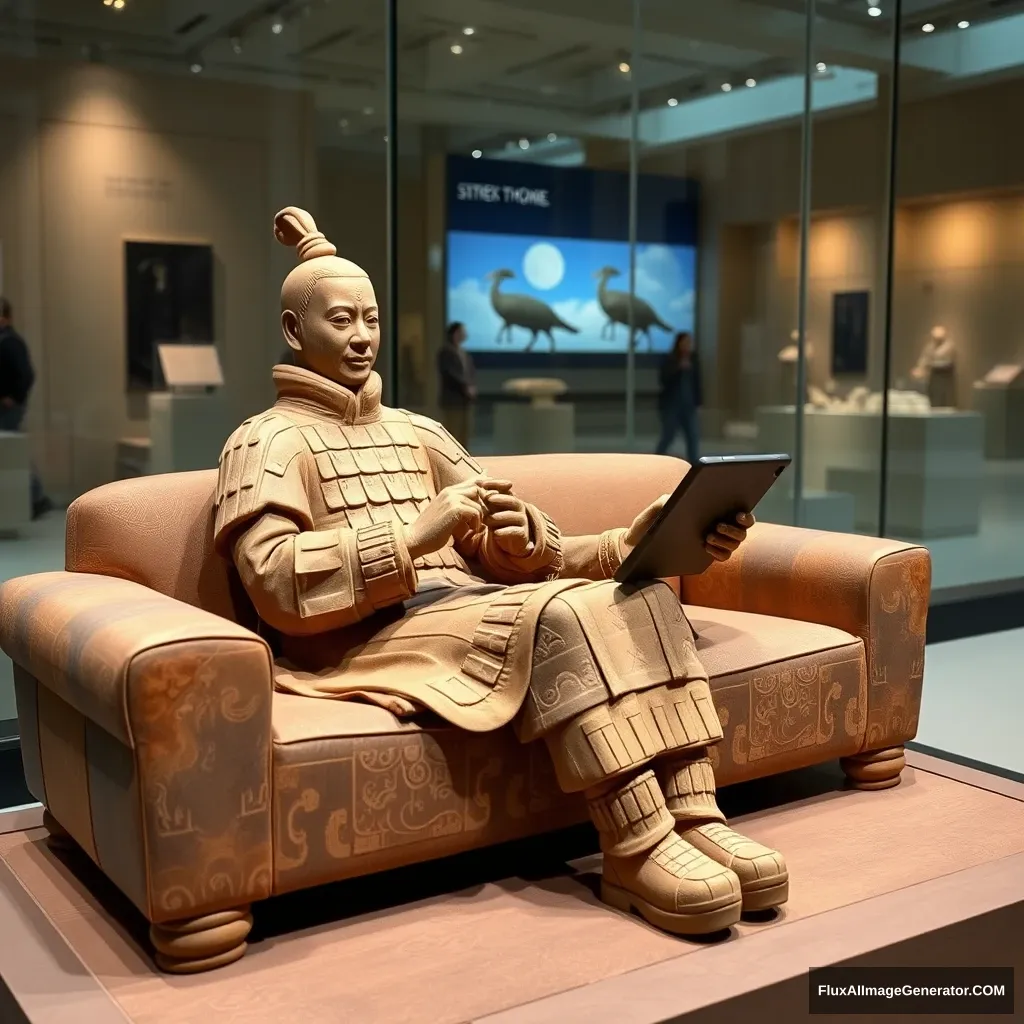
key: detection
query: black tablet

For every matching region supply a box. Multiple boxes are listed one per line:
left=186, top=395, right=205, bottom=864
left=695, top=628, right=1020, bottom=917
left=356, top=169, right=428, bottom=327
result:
left=614, top=454, right=791, bottom=584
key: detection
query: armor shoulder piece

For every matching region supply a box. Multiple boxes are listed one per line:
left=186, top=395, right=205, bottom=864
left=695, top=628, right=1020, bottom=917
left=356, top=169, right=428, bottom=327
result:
left=404, top=410, right=483, bottom=474
left=214, top=411, right=313, bottom=551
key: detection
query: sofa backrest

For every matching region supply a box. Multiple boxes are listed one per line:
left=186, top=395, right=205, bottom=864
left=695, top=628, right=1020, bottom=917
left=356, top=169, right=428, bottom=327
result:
left=64, top=454, right=688, bottom=620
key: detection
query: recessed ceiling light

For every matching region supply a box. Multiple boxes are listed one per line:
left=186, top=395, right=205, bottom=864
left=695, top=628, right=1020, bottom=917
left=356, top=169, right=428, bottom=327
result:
left=721, top=82, right=732, bottom=92
left=547, top=132, right=557, bottom=141
left=112, top=0, right=125, bottom=8
left=958, top=20, right=970, bottom=29
left=462, top=26, right=475, bottom=36
left=868, top=6, right=881, bottom=17
left=519, top=138, right=530, bottom=150
left=450, top=43, right=463, bottom=54
left=472, top=149, right=482, bottom=158
left=190, top=62, right=203, bottom=73
left=667, top=97, right=678, bottom=107
left=745, top=78, right=757, bottom=88
left=922, top=23, right=934, bottom=33
left=363, top=106, right=374, bottom=115
left=816, top=62, right=827, bottom=72
left=618, top=62, right=630, bottom=74
left=271, top=19, right=284, bottom=35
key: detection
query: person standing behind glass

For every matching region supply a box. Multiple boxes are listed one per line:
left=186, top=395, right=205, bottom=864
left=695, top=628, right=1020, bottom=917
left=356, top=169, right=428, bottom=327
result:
left=437, top=321, right=476, bottom=447
left=656, top=330, right=702, bottom=465
left=0, top=297, right=53, bottom=518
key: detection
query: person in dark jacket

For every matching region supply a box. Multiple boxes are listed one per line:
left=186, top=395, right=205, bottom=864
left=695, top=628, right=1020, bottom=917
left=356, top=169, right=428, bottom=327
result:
left=0, top=298, right=53, bottom=518
left=437, top=321, right=476, bottom=447
left=655, top=330, right=702, bottom=464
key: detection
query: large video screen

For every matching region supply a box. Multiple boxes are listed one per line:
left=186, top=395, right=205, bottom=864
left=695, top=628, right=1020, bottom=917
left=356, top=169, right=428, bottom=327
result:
left=445, top=156, right=699, bottom=365
left=447, top=231, right=695, bottom=355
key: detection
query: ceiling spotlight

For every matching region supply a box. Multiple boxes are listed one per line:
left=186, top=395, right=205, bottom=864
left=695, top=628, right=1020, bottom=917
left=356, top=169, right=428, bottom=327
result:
left=471, top=149, right=482, bottom=158
left=745, top=77, right=757, bottom=87
left=547, top=132, right=558, bottom=141
left=112, top=0, right=125, bottom=8
left=363, top=106, right=374, bottom=115
left=816, top=62, right=827, bottom=72
left=667, top=97, right=678, bottom=107
left=721, top=82, right=732, bottom=92
left=338, top=118, right=349, bottom=128
left=867, top=6, right=881, bottom=17
left=462, top=26, right=475, bottom=36
left=450, top=43, right=463, bottom=55
left=190, top=62, right=204, bottom=73
left=618, top=62, right=630, bottom=74
left=922, top=23, right=934, bottom=33
left=958, top=20, right=970, bottom=29
left=103, top=0, right=113, bottom=6
left=519, top=138, right=530, bottom=150
left=271, top=19, right=284, bottom=35
left=231, top=37, right=243, bottom=54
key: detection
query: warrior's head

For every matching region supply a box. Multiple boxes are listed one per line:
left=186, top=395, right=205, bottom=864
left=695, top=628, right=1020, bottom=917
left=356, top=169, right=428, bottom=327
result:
left=275, top=207, right=378, bottom=389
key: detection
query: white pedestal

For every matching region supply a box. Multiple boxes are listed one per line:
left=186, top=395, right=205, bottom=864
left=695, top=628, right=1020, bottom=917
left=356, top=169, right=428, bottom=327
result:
left=0, top=430, right=31, bottom=534
left=148, top=392, right=232, bottom=475
left=755, top=487, right=856, bottom=533
left=972, top=384, right=1024, bottom=460
left=756, top=406, right=984, bottom=539
left=493, top=403, right=575, bottom=455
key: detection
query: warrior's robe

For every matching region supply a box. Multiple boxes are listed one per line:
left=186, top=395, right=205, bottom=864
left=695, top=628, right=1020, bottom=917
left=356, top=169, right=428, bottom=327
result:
left=215, top=366, right=721, bottom=793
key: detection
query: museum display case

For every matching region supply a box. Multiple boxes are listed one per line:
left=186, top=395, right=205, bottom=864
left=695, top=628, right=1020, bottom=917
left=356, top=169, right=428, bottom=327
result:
left=0, top=0, right=1023, bottom=1018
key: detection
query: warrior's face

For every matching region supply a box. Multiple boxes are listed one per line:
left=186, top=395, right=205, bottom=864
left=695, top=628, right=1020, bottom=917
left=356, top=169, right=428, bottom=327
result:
left=285, top=275, right=380, bottom=389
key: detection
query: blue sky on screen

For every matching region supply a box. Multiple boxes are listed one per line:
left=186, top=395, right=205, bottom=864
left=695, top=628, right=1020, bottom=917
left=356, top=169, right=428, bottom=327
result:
left=447, top=230, right=696, bottom=354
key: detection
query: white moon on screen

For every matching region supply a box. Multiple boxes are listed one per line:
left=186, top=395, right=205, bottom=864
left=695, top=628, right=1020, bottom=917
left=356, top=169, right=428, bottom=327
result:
left=522, top=242, right=565, bottom=291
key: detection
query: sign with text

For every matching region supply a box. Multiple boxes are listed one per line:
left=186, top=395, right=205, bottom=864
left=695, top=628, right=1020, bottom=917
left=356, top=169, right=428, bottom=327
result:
left=446, top=156, right=699, bottom=364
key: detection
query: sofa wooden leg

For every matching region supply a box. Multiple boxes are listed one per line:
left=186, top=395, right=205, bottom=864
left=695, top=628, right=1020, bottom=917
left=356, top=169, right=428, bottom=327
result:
left=42, top=810, right=74, bottom=851
left=841, top=746, right=906, bottom=791
left=151, top=907, right=253, bottom=974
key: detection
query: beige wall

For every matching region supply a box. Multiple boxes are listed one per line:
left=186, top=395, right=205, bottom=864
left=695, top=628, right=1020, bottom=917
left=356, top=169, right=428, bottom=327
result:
left=0, top=58, right=316, bottom=500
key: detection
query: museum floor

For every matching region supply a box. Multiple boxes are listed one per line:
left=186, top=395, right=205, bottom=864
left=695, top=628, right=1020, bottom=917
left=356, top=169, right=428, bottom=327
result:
left=0, top=751, right=1021, bottom=1023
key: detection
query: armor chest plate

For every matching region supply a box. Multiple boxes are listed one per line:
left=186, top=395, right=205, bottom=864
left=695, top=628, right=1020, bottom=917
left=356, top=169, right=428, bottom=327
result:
left=300, top=414, right=466, bottom=572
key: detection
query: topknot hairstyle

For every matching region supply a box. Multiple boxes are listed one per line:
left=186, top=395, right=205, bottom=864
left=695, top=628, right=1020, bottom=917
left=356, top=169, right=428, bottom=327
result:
left=275, top=206, right=369, bottom=320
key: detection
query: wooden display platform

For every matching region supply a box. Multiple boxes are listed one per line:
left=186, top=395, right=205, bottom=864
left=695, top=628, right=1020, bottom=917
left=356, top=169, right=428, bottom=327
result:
left=0, top=751, right=1022, bottom=1023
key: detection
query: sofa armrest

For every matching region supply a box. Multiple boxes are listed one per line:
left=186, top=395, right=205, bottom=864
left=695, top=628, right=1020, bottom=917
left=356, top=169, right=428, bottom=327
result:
left=0, top=571, right=274, bottom=922
left=681, top=523, right=931, bottom=753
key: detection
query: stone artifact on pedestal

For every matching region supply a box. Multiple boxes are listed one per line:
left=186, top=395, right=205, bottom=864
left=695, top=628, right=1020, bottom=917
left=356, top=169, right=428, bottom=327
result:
left=911, top=325, right=957, bottom=409
left=493, top=376, right=575, bottom=453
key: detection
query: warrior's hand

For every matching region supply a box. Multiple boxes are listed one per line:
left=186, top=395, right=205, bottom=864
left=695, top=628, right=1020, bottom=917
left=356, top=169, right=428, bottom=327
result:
left=481, top=484, right=533, bottom=558
left=404, top=478, right=489, bottom=559
left=404, top=477, right=518, bottom=559
left=621, top=496, right=754, bottom=564
left=705, top=511, right=754, bottom=562
left=621, top=494, right=670, bottom=556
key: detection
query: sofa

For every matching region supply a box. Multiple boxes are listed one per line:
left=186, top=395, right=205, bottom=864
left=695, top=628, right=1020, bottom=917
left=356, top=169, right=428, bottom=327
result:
left=0, top=453, right=930, bottom=973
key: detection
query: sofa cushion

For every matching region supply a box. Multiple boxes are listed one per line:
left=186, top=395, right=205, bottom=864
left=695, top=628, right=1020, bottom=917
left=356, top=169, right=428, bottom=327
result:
left=271, top=606, right=863, bottom=747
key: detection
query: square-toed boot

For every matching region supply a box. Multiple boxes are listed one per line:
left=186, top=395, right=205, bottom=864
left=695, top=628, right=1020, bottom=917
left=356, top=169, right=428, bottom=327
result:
left=589, top=769, right=742, bottom=935
left=659, top=753, right=789, bottom=912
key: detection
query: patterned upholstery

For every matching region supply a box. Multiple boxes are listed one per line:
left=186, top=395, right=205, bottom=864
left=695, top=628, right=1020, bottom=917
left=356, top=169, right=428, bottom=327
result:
left=0, top=454, right=930, bottom=925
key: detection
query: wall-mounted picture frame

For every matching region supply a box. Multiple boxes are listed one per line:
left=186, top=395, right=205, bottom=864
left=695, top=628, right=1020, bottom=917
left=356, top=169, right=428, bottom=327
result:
left=125, top=241, right=214, bottom=390
left=831, top=290, right=870, bottom=376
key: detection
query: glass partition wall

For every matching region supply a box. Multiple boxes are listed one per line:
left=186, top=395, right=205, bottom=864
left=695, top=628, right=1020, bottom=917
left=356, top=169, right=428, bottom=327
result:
left=1, top=0, right=1023, bottom=797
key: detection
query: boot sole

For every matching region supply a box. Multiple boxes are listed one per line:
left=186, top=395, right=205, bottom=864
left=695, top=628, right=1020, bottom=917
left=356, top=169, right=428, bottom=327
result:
left=601, top=880, right=742, bottom=936
left=741, top=876, right=789, bottom=912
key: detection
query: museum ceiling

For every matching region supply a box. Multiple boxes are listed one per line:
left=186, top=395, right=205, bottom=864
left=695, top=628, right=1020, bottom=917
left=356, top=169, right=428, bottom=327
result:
left=0, top=0, right=1018, bottom=157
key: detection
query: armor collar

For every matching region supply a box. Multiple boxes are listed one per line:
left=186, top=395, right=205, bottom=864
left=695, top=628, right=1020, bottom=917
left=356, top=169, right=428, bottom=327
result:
left=272, top=364, right=383, bottom=424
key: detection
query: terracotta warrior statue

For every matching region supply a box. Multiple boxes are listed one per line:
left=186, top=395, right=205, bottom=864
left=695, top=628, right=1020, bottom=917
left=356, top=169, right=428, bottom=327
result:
left=214, top=207, right=789, bottom=937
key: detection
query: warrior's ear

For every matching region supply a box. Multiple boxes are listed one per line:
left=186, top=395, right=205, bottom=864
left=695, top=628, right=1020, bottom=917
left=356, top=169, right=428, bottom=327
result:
left=282, top=308, right=303, bottom=350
